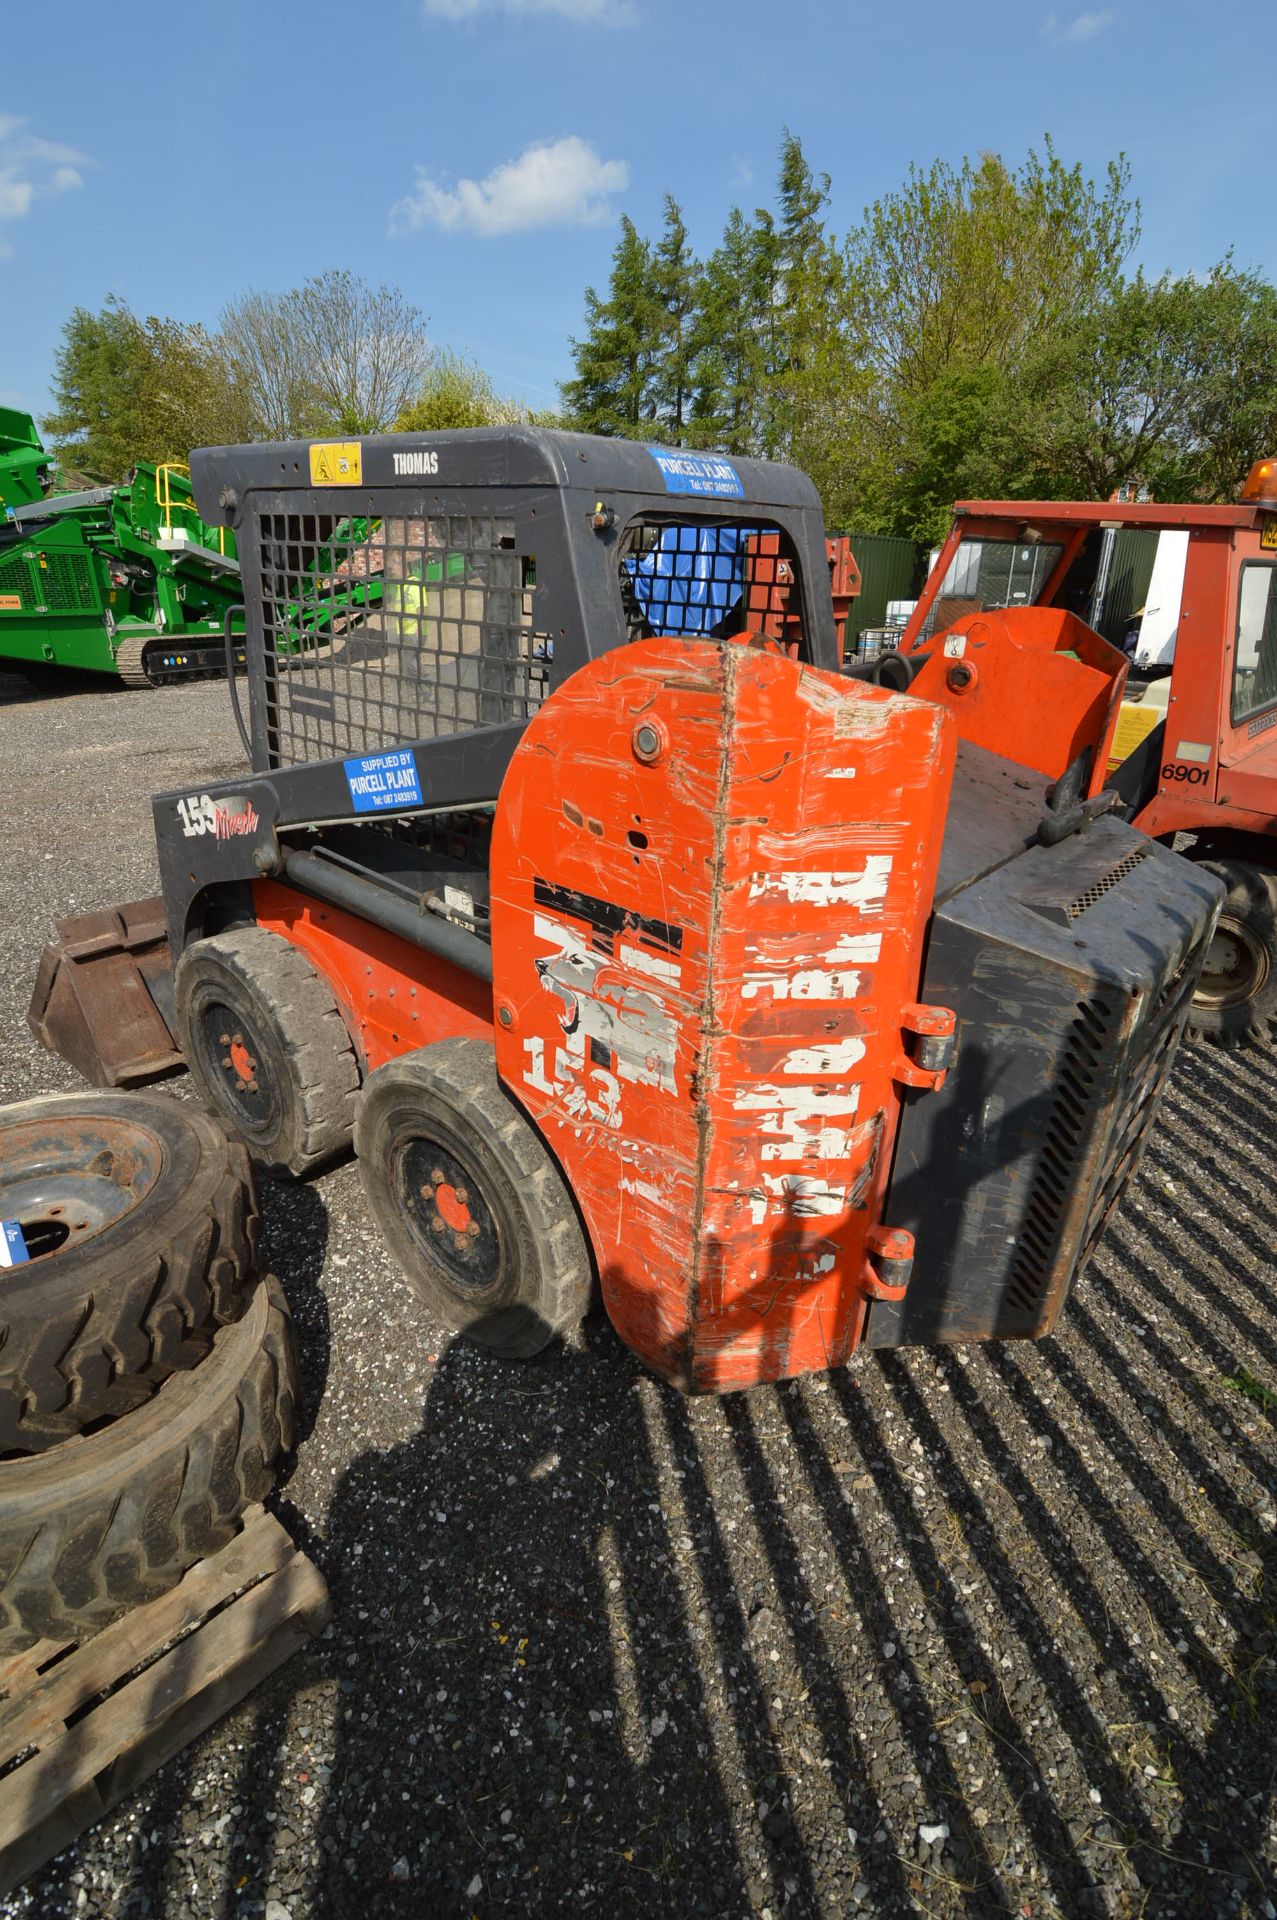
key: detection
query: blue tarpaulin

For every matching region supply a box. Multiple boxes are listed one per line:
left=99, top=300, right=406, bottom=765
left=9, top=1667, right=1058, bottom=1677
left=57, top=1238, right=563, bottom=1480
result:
left=624, top=524, right=753, bottom=637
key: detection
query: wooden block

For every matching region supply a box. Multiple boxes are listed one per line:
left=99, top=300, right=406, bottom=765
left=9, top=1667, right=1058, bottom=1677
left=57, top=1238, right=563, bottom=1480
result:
left=0, top=1511, right=329, bottom=1898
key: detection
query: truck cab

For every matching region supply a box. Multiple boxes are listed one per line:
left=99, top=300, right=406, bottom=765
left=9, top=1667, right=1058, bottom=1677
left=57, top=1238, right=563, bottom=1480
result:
left=898, top=466, right=1277, bottom=1046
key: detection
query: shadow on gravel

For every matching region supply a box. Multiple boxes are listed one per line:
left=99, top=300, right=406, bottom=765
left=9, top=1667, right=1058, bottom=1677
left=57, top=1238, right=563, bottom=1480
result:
left=0, top=666, right=130, bottom=705
left=258, top=1174, right=334, bottom=1454
left=19, top=1047, right=1275, bottom=1920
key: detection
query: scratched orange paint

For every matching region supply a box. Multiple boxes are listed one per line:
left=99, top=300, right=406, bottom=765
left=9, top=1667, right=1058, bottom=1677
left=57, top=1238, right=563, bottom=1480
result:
left=490, top=636, right=956, bottom=1393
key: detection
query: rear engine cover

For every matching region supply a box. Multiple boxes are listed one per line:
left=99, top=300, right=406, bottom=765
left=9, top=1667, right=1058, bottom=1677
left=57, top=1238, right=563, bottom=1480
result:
left=490, top=637, right=955, bottom=1392
left=866, top=783, right=1221, bottom=1348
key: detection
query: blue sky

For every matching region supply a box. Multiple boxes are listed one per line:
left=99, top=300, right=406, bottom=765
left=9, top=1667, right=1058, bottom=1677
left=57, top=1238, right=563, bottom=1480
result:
left=1, top=0, right=1268, bottom=425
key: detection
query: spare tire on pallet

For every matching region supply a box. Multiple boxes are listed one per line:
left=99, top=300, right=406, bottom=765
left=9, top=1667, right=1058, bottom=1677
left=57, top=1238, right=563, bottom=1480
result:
left=0, top=1276, right=297, bottom=1654
left=0, top=1091, right=259, bottom=1454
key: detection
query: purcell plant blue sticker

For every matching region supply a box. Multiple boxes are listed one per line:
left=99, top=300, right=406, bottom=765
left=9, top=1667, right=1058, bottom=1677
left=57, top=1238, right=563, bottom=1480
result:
left=344, top=749, right=423, bottom=814
left=1, top=1221, right=30, bottom=1268
left=646, top=448, right=744, bottom=499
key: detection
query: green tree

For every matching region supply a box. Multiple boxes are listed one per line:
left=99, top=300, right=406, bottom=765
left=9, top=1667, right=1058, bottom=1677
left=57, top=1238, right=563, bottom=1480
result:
left=44, top=297, right=249, bottom=480
left=650, top=196, right=699, bottom=443
left=563, top=217, right=664, bottom=436
left=687, top=208, right=773, bottom=454
left=394, top=350, right=532, bottom=432
left=839, top=139, right=1141, bottom=536
left=979, top=265, right=1277, bottom=507
left=770, top=132, right=859, bottom=496
left=845, top=140, right=1136, bottom=401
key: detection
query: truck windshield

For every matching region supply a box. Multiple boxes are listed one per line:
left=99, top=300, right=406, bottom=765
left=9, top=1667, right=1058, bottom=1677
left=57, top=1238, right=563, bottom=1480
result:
left=917, top=536, right=1065, bottom=643
left=1233, top=562, right=1277, bottom=724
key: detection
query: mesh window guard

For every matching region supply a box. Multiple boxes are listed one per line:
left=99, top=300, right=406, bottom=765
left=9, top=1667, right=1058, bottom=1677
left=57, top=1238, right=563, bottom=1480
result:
left=619, top=520, right=807, bottom=652
left=255, top=511, right=549, bottom=766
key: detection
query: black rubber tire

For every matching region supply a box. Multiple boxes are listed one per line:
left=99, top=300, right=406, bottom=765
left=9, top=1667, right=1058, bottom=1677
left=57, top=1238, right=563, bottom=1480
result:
left=354, top=1038, right=592, bottom=1359
left=0, top=1091, right=259, bottom=1455
left=175, top=927, right=361, bottom=1177
left=1187, top=858, right=1277, bottom=1048
left=0, top=1276, right=296, bottom=1653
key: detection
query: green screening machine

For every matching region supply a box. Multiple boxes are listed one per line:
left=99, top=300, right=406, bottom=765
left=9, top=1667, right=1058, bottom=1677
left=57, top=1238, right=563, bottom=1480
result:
left=0, top=409, right=249, bottom=687
left=0, top=410, right=401, bottom=689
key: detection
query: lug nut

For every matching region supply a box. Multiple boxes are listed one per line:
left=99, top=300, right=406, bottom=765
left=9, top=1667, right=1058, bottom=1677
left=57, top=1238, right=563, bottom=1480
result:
left=454, top=1233, right=469, bottom=1251
left=221, top=1054, right=232, bottom=1069
left=453, top=1186, right=469, bottom=1206
left=219, top=1033, right=230, bottom=1045
left=430, top=1216, right=445, bottom=1234
left=430, top=1166, right=444, bottom=1186
left=467, top=1221, right=481, bottom=1239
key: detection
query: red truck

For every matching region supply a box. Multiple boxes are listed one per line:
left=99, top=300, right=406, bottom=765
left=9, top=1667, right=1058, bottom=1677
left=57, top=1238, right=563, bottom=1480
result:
left=893, top=458, right=1277, bottom=1046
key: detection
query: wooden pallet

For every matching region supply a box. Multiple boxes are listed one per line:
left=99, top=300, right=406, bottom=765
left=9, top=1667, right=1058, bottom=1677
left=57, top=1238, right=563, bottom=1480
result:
left=0, top=1506, right=329, bottom=1896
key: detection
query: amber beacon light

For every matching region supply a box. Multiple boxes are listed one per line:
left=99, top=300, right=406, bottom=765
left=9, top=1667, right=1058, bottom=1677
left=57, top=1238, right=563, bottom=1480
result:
left=1240, top=455, right=1277, bottom=505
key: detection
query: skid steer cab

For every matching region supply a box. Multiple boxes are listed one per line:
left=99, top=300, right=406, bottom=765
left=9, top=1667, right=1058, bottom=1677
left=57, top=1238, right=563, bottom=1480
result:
left=883, top=458, right=1277, bottom=1048
left=29, top=430, right=1220, bottom=1394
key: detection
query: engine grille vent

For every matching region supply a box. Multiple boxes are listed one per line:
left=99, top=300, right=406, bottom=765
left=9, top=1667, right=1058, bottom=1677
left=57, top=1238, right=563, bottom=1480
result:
left=1072, top=946, right=1201, bottom=1271
left=1064, top=846, right=1150, bottom=921
left=0, top=555, right=26, bottom=604
left=1003, top=994, right=1117, bottom=1315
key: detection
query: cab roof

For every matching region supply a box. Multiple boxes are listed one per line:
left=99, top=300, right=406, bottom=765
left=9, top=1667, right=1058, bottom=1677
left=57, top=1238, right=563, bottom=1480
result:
left=190, top=427, right=823, bottom=527
left=953, top=498, right=1263, bottom=532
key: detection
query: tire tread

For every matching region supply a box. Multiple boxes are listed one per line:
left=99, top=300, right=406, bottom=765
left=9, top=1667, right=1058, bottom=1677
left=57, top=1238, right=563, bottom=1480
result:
left=0, top=1103, right=260, bottom=1454
left=0, top=1281, right=296, bottom=1652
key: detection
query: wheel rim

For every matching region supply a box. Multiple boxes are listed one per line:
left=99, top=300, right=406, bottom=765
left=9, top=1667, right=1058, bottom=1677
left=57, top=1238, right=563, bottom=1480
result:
left=391, top=1137, right=503, bottom=1300
left=1195, top=913, right=1271, bottom=1013
left=196, top=997, right=283, bottom=1139
left=0, top=1113, right=164, bottom=1270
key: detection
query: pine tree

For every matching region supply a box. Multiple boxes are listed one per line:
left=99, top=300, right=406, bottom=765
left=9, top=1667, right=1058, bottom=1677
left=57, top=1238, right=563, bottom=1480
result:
left=563, top=218, right=664, bottom=437
left=688, top=209, right=774, bottom=455
left=650, top=197, right=699, bottom=445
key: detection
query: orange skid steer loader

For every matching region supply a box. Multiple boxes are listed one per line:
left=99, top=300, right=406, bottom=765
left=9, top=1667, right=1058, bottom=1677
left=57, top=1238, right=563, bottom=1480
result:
left=29, top=431, right=1220, bottom=1393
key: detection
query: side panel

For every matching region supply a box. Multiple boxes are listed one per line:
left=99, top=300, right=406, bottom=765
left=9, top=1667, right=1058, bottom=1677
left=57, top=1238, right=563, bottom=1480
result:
left=489, top=636, right=955, bottom=1392
left=252, top=881, right=492, bottom=1070
left=867, top=821, right=1221, bottom=1348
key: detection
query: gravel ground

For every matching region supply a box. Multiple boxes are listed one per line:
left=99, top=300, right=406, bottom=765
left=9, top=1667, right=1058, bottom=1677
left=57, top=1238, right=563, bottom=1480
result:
left=0, top=668, right=1274, bottom=1920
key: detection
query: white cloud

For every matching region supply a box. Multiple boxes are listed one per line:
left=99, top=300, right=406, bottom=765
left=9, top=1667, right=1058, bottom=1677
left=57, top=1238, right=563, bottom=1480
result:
left=1041, top=9, right=1115, bottom=44
left=423, top=0, right=638, bottom=21
left=0, top=114, right=88, bottom=255
left=391, top=135, right=630, bottom=238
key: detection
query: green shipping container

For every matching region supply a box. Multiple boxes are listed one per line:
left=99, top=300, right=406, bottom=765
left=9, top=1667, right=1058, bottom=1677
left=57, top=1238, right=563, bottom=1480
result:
left=839, top=532, right=926, bottom=650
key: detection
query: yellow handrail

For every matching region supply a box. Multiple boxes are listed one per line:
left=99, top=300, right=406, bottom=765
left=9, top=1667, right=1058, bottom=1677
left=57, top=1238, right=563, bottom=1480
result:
left=155, top=461, right=226, bottom=556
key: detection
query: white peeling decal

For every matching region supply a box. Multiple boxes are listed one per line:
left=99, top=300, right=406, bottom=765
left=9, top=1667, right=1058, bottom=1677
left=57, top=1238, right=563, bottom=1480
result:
left=733, top=1082, right=862, bottom=1161
left=743, top=966, right=866, bottom=1002
left=748, top=855, right=892, bottom=910
left=747, top=1173, right=850, bottom=1225
left=523, top=913, right=681, bottom=1123
left=779, top=1037, right=866, bottom=1075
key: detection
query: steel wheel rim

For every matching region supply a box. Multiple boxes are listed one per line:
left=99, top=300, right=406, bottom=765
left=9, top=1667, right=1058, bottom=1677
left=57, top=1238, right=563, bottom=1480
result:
left=0, top=1113, right=165, bottom=1269
left=1195, top=913, right=1271, bottom=1012
left=196, top=997, right=283, bottom=1139
left=392, top=1137, right=503, bottom=1299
